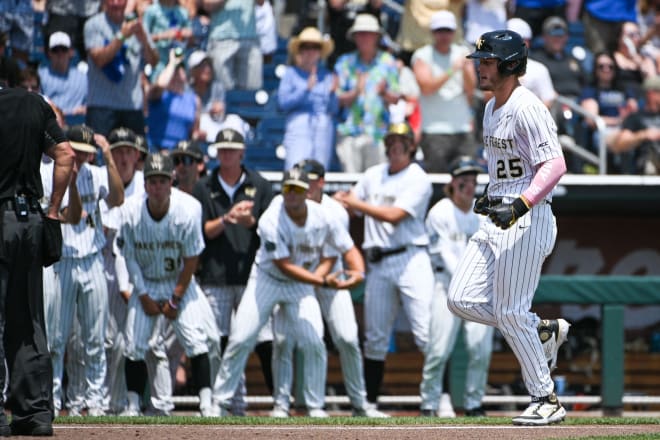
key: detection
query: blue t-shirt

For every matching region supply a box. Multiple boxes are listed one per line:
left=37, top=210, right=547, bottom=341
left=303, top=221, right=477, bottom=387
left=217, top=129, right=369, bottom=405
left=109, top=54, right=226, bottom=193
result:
left=584, top=0, right=636, bottom=23
left=38, top=65, right=87, bottom=114
left=579, top=86, right=631, bottom=117
left=147, top=89, right=197, bottom=150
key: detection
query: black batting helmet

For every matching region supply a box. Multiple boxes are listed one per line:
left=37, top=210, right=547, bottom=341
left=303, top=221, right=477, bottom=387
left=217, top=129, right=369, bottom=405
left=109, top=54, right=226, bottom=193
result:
left=467, top=30, right=527, bottom=76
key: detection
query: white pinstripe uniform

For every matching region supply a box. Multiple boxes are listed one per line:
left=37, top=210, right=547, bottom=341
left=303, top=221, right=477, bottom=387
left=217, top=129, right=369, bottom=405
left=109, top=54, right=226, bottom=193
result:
left=447, top=86, right=561, bottom=398
left=271, top=194, right=371, bottom=412
left=357, top=162, right=434, bottom=362
left=120, top=188, right=220, bottom=412
left=99, top=170, right=144, bottom=414
left=51, top=162, right=110, bottom=413
left=420, top=197, right=493, bottom=412
left=212, top=198, right=354, bottom=411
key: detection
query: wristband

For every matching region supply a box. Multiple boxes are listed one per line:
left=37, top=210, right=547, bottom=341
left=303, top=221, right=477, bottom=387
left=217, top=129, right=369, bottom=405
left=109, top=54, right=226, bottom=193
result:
left=446, top=68, right=453, bottom=77
left=116, top=31, right=126, bottom=42
left=168, top=298, right=179, bottom=310
left=322, top=275, right=328, bottom=287
left=175, top=28, right=183, bottom=40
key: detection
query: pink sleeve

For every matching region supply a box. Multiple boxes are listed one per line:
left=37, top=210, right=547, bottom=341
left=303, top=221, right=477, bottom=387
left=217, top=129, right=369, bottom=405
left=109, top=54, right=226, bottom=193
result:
left=522, top=156, right=567, bottom=206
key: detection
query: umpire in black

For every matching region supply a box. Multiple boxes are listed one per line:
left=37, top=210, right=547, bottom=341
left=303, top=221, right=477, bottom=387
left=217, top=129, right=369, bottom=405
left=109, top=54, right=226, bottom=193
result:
left=0, top=86, right=75, bottom=435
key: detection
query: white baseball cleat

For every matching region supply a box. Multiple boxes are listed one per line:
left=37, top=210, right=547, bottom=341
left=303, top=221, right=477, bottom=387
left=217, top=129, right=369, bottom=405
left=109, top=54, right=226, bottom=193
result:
left=352, top=403, right=390, bottom=418
left=512, top=393, right=566, bottom=426
left=307, top=409, right=330, bottom=418
left=438, top=393, right=456, bottom=418
left=538, top=318, right=571, bottom=370
left=87, top=407, right=106, bottom=417
left=268, top=406, right=289, bottom=418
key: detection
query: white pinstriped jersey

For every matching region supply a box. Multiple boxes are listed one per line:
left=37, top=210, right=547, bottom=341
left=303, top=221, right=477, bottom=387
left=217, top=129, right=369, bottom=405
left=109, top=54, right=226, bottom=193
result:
left=118, top=192, right=205, bottom=296
left=426, top=198, right=482, bottom=276
left=354, top=162, right=432, bottom=249
left=39, top=159, right=69, bottom=211
left=100, top=170, right=144, bottom=230
left=320, top=194, right=349, bottom=270
left=61, top=162, right=109, bottom=258
left=482, top=86, right=563, bottom=202
left=255, top=198, right=354, bottom=282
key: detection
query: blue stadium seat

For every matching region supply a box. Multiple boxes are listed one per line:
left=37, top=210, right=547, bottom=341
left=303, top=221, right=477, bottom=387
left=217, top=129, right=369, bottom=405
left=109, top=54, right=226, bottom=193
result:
left=243, top=139, right=284, bottom=170
left=256, top=116, right=287, bottom=146
left=224, top=89, right=272, bottom=121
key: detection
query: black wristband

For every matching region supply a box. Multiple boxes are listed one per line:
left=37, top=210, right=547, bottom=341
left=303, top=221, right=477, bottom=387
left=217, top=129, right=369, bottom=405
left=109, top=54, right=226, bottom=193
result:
left=512, top=197, right=530, bottom=217
left=322, top=276, right=328, bottom=287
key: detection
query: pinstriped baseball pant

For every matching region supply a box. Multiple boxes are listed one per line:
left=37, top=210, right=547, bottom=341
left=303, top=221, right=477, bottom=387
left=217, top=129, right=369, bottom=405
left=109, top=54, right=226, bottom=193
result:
left=447, top=205, right=557, bottom=398
left=213, top=269, right=326, bottom=410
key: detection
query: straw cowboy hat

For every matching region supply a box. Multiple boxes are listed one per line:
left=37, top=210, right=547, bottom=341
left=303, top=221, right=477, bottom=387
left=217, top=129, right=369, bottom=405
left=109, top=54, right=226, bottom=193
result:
left=288, top=27, right=335, bottom=59
left=346, top=13, right=383, bottom=40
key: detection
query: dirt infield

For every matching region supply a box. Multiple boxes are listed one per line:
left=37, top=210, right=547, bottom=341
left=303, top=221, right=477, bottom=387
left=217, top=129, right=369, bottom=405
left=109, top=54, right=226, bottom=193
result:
left=51, top=424, right=660, bottom=439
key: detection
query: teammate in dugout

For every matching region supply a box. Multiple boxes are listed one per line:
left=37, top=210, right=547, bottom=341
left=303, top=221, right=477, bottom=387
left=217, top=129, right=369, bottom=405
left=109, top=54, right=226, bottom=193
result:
left=269, top=159, right=389, bottom=418
left=447, top=30, right=571, bottom=426
left=420, top=156, right=492, bottom=418
left=211, top=168, right=366, bottom=417
left=334, top=122, right=434, bottom=412
left=118, top=153, right=219, bottom=417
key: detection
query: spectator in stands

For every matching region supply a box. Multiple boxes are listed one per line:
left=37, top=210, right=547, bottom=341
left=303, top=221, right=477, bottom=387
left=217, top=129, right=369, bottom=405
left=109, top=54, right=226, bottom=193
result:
left=44, top=0, right=101, bottom=62
left=278, top=27, right=338, bottom=170
left=255, top=0, right=277, bottom=64
left=0, top=31, right=21, bottom=87
left=18, top=66, right=41, bottom=93
left=582, top=0, right=637, bottom=55
left=464, top=0, right=507, bottom=46
left=0, top=0, right=33, bottom=64
left=204, top=0, right=262, bottom=90
left=412, top=11, right=476, bottom=173
left=513, top=0, right=567, bottom=38
left=39, top=31, right=88, bottom=118
left=613, top=21, right=657, bottom=102
left=507, top=18, right=557, bottom=109
left=611, top=76, right=660, bottom=174
left=142, top=0, right=192, bottom=80
left=325, top=0, right=381, bottom=68
left=397, top=0, right=466, bottom=65
left=579, top=52, right=637, bottom=158
left=84, top=0, right=159, bottom=136
left=147, top=48, right=201, bottom=152
left=188, top=50, right=226, bottom=143
left=532, top=16, right=586, bottom=100
left=334, top=14, right=400, bottom=173
left=639, top=0, right=660, bottom=70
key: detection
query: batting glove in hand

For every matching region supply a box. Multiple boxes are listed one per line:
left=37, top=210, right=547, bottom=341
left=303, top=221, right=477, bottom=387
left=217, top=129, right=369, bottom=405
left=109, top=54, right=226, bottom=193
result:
left=473, top=194, right=490, bottom=216
left=487, top=197, right=530, bottom=230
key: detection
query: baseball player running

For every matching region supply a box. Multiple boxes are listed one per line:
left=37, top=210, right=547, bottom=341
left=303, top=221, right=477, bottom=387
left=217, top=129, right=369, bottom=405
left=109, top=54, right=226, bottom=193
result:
left=334, top=122, right=434, bottom=410
left=211, top=168, right=365, bottom=417
left=118, top=153, right=219, bottom=417
left=269, top=159, right=389, bottom=418
left=50, top=125, right=125, bottom=416
left=447, top=30, right=570, bottom=426
left=420, top=157, right=493, bottom=418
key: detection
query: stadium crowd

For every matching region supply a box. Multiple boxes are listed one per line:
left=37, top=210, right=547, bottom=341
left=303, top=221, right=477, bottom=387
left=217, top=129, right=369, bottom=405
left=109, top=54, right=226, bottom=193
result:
left=0, top=0, right=659, bottom=425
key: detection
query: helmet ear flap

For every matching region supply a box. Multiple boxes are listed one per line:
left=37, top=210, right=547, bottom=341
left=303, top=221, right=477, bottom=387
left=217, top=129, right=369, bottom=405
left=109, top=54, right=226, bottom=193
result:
left=498, top=58, right=527, bottom=76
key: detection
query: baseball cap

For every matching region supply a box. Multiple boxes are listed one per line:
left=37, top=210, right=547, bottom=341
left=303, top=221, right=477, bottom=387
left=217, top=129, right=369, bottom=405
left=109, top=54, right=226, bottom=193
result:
left=135, top=134, right=149, bottom=154
left=429, top=10, right=457, bottom=31
left=643, top=76, right=660, bottom=91
left=282, top=167, right=310, bottom=190
left=67, top=124, right=97, bottom=153
left=450, top=156, right=483, bottom=177
left=295, top=159, right=325, bottom=180
left=171, top=140, right=204, bottom=161
left=49, top=31, right=71, bottom=50
left=209, top=128, right=245, bottom=150
left=384, top=122, right=414, bottom=144
left=108, top=127, right=138, bottom=150
left=143, top=153, right=174, bottom=178
left=507, top=18, right=532, bottom=41
left=542, top=16, right=568, bottom=37
left=187, top=50, right=211, bottom=71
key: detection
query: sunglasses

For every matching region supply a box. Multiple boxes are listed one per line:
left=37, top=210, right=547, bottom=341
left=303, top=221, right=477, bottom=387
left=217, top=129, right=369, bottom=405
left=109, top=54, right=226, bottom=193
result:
left=173, top=155, right=197, bottom=166
left=281, top=184, right=307, bottom=195
left=299, top=43, right=322, bottom=51
left=597, top=63, right=614, bottom=71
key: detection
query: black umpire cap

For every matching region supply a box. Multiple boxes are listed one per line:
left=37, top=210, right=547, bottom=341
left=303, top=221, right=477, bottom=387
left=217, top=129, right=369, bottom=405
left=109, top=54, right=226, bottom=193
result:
left=144, top=153, right=174, bottom=178
left=295, top=159, right=325, bottom=180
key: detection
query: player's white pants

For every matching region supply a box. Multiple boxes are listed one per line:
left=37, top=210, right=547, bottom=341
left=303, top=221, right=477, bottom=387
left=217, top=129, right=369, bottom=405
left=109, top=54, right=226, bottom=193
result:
left=202, top=284, right=273, bottom=414
left=363, top=247, right=433, bottom=360
left=447, top=205, right=557, bottom=397
left=145, top=317, right=177, bottom=414
left=420, top=272, right=493, bottom=411
left=51, top=253, right=109, bottom=411
left=272, top=287, right=368, bottom=411
left=43, top=265, right=58, bottom=353
left=212, top=268, right=326, bottom=410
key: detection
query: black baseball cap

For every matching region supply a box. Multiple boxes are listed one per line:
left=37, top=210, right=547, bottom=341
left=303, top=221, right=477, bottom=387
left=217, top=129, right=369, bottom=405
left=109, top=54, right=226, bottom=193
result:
left=295, top=159, right=325, bottom=180
left=143, top=153, right=174, bottom=178
left=108, top=127, right=138, bottom=150
left=67, top=124, right=97, bottom=153
left=210, top=128, right=245, bottom=150
left=450, top=156, right=483, bottom=177
left=171, top=140, right=204, bottom=161
left=282, top=168, right=310, bottom=190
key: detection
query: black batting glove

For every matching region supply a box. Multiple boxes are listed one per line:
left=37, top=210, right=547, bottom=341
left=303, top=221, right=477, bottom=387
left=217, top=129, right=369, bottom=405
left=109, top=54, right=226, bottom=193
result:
left=473, top=194, right=490, bottom=216
left=487, top=197, right=530, bottom=230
